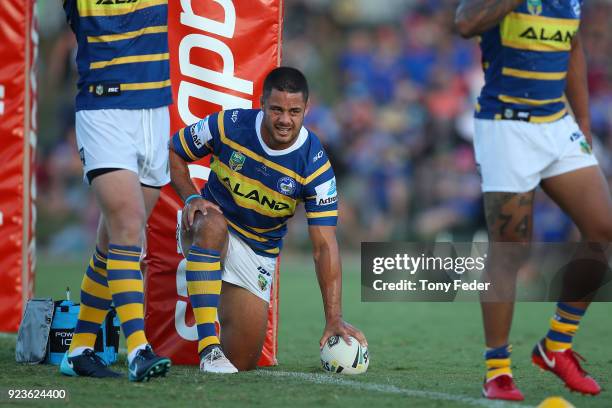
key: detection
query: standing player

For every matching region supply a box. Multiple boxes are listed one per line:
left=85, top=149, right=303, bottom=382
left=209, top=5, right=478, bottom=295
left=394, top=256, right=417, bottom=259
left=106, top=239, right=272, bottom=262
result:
left=169, top=67, right=367, bottom=372
left=456, top=0, right=612, bottom=401
left=59, top=0, right=171, bottom=381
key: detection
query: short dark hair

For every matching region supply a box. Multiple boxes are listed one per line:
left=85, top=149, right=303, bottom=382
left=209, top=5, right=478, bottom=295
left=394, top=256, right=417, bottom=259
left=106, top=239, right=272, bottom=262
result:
left=262, top=67, right=309, bottom=102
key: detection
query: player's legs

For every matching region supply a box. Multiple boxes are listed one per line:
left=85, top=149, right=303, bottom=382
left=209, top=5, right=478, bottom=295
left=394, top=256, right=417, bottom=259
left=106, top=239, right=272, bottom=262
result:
left=93, top=170, right=171, bottom=381
left=64, top=108, right=170, bottom=380
left=481, top=191, right=534, bottom=346
left=480, top=191, right=534, bottom=401
left=63, top=173, right=165, bottom=378
left=530, top=165, right=610, bottom=395
left=184, top=210, right=235, bottom=372
left=218, top=282, right=269, bottom=371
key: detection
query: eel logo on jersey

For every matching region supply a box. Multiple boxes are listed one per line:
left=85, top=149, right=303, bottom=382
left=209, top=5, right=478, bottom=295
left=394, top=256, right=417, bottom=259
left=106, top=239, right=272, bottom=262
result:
left=314, top=178, right=337, bottom=206
left=277, top=177, right=296, bottom=196
left=229, top=151, right=246, bottom=171
left=231, top=110, right=239, bottom=123
left=527, top=0, right=542, bottom=16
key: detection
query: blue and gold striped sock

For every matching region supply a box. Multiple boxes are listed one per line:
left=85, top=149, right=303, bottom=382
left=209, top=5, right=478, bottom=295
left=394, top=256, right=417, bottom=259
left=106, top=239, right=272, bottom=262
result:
left=69, top=247, right=112, bottom=355
left=106, top=244, right=148, bottom=355
left=186, top=246, right=222, bottom=354
left=485, top=344, right=512, bottom=381
left=545, top=302, right=584, bottom=352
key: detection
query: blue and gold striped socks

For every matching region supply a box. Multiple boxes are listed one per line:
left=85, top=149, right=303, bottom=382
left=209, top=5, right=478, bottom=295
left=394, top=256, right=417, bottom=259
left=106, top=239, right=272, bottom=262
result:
left=485, top=344, right=512, bottom=381
left=545, top=302, right=584, bottom=352
left=106, top=244, right=148, bottom=358
left=69, top=247, right=112, bottom=356
left=186, top=246, right=222, bottom=354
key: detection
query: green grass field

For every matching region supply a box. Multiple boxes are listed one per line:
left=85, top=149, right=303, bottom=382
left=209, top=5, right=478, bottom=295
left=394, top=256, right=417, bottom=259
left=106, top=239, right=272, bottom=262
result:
left=1, top=254, right=611, bottom=407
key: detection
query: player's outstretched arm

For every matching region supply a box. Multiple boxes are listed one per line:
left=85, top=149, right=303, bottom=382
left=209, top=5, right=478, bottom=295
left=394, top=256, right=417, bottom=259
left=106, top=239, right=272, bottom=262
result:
left=455, top=0, right=523, bottom=38
left=565, top=33, right=592, bottom=146
left=308, top=225, right=367, bottom=349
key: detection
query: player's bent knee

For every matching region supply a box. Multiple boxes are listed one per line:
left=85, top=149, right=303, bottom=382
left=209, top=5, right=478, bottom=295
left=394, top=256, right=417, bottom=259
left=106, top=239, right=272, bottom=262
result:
left=104, top=208, right=146, bottom=243
left=192, top=211, right=228, bottom=248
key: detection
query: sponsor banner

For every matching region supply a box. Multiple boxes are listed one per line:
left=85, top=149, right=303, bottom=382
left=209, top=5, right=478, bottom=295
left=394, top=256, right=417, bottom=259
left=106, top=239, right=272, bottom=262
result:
left=362, top=242, right=612, bottom=302
left=145, top=0, right=283, bottom=365
left=0, top=0, right=37, bottom=332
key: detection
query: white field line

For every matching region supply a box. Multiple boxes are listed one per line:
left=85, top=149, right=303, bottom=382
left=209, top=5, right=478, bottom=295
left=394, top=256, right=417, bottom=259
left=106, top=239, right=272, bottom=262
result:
left=257, top=370, right=536, bottom=408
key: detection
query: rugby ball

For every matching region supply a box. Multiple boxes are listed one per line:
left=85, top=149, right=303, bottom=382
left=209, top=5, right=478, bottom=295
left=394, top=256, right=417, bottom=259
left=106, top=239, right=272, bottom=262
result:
left=320, top=335, right=369, bottom=374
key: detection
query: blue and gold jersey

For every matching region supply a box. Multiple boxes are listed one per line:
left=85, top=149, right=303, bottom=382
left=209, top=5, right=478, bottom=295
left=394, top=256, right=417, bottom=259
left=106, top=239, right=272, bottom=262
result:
left=172, top=109, right=339, bottom=258
left=63, top=0, right=172, bottom=111
left=476, top=0, right=582, bottom=123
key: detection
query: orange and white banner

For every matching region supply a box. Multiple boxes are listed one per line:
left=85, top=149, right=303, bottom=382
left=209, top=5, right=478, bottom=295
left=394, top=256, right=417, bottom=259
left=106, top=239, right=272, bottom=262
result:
left=0, top=0, right=37, bottom=332
left=144, top=0, right=283, bottom=365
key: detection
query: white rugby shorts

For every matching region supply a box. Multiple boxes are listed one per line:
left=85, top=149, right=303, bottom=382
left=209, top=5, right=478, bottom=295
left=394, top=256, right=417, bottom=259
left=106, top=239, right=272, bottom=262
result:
left=75, top=107, right=170, bottom=186
left=222, top=232, right=277, bottom=303
left=473, top=115, right=598, bottom=193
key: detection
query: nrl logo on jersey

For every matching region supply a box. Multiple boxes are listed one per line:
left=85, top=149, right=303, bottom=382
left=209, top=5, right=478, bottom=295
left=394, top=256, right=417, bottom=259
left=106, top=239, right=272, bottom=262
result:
left=229, top=151, right=246, bottom=171
left=527, top=0, right=542, bottom=16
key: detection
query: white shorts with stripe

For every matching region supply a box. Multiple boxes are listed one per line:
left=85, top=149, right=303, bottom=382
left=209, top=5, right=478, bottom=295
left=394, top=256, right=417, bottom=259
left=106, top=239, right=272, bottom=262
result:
left=473, top=115, right=598, bottom=193
left=75, top=107, right=170, bottom=186
left=222, top=232, right=277, bottom=303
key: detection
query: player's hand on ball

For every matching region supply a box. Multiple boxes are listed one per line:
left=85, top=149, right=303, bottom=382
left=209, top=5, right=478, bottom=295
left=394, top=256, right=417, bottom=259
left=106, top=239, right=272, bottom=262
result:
left=183, top=197, right=222, bottom=230
left=320, top=319, right=367, bottom=350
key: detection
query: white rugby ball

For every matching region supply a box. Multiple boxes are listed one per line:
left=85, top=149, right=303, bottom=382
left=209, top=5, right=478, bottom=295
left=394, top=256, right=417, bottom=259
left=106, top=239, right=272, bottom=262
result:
left=320, top=335, right=369, bottom=374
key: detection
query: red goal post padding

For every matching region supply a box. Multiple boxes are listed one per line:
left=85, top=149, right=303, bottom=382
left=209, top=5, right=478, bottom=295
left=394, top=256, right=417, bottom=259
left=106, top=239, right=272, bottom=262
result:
left=144, top=0, right=283, bottom=366
left=0, top=0, right=36, bottom=333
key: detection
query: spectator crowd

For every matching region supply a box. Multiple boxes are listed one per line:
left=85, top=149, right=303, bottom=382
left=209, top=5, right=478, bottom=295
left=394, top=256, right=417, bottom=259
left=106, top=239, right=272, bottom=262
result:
left=36, top=0, right=612, bottom=256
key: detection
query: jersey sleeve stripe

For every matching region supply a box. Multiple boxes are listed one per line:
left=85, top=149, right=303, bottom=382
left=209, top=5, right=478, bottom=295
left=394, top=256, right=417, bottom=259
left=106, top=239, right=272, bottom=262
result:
left=306, top=210, right=338, bottom=218
left=502, top=67, right=566, bottom=80
left=304, top=160, right=331, bottom=185
left=89, top=53, right=169, bottom=70
left=217, top=113, right=307, bottom=184
left=178, top=128, right=199, bottom=161
left=77, top=0, right=167, bottom=17
left=87, top=25, right=167, bottom=43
